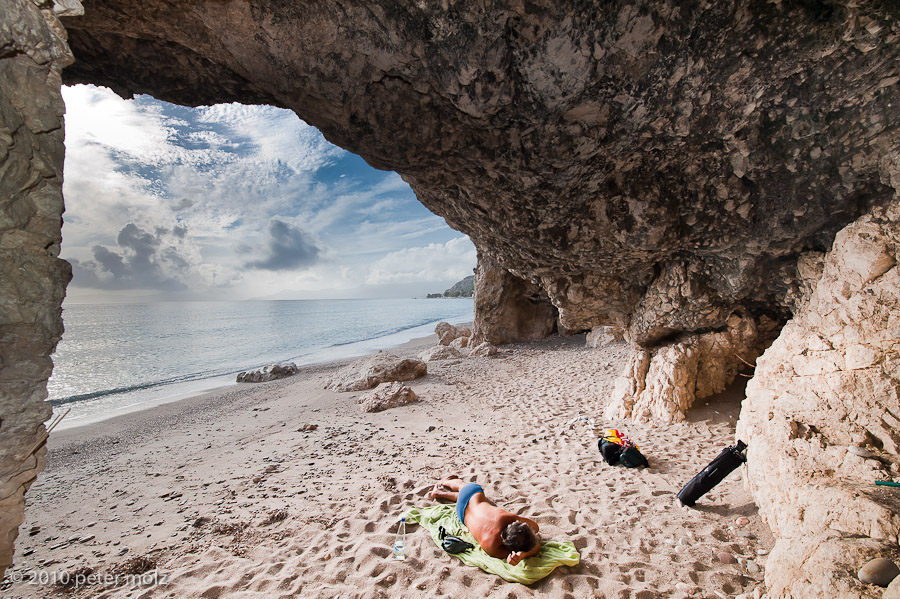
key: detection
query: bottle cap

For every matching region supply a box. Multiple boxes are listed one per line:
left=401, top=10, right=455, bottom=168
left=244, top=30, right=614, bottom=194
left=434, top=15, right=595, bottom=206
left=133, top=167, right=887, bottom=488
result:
left=400, top=517, right=405, bottom=522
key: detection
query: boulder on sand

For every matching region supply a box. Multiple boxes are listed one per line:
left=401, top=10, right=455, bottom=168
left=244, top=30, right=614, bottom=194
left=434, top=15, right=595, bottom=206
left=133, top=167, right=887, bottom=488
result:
left=470, top=342, right=498, bottom=357
left=325, top=351, right=427, bottom=392
left=419, top=345, right=461, bottom=362
left=449, top=336, right=469, bottom=350
left=357, top=382, right=418, bottom=413
left=434, top=321, right=471, bottom=345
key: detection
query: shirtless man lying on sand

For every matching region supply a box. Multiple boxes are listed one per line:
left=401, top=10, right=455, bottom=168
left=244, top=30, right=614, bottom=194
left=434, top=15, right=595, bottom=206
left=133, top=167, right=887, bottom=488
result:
left=428, top=476, right=541, bottom=565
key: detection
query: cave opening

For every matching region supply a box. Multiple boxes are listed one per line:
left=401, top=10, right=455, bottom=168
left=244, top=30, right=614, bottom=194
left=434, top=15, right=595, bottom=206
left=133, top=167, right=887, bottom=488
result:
left=50, top=83, right=478, bottom=426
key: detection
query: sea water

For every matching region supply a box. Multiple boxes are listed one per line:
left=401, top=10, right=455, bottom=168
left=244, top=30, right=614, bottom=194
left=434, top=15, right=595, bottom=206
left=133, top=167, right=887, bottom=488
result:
left=47, top=298, right=473, bottom=429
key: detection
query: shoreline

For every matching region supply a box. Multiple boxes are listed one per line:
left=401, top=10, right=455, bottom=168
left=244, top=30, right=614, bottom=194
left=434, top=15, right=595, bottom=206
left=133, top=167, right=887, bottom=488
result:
left=50, top=317, right=466, bottom=432
left=50, top=330, right=439, bottom=440
left=9, top=332, right=774, bottom=599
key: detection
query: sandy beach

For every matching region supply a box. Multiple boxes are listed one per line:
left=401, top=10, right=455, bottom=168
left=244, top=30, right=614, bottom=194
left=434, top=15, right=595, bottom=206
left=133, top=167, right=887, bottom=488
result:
left=5, top=332, right=774, bottom=599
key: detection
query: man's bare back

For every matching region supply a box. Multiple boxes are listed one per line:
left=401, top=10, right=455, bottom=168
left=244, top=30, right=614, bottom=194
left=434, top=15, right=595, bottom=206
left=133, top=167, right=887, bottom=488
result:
left=428, top=476, right=540, bottom=565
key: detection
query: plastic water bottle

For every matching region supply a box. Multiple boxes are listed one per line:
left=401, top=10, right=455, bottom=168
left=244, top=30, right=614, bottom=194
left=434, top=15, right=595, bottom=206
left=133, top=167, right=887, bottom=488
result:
left=392, top=517, right=406, bottom=560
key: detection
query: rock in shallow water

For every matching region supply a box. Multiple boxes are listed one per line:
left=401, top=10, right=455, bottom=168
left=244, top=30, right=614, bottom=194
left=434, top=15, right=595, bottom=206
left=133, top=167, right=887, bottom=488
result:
left=237, top=363, right=299, bottom=383
left=858, top=557, right=900, bottom=587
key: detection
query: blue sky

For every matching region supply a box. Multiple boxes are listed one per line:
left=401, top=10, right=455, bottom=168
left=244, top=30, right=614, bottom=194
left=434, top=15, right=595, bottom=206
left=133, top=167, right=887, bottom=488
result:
left=60, top=85, right=477, bottom=302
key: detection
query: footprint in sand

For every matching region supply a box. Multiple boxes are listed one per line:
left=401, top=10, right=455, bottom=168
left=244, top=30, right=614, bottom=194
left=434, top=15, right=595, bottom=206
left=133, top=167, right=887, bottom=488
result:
left=374, top=571, right=397, bottom=588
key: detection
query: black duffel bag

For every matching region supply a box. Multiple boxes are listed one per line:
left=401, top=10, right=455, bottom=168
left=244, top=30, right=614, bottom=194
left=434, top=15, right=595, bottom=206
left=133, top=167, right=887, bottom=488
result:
left=677, top=440, right=747, bottom=507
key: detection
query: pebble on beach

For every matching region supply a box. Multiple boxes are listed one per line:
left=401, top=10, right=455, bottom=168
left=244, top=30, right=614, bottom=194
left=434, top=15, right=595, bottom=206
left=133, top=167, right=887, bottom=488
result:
left=858, top=557, right=900, bottom=587
left=717, top=552, right=737, bottom=564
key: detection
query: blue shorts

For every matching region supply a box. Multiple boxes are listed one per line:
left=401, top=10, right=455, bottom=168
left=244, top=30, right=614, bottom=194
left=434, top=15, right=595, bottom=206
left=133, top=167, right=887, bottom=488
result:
left=456, top=483, right=484, bottom=526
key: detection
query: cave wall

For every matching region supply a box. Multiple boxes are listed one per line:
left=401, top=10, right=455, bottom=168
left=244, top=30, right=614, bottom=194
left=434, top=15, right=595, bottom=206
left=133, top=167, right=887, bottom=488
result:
left=0, top=0, right=74, bottom=577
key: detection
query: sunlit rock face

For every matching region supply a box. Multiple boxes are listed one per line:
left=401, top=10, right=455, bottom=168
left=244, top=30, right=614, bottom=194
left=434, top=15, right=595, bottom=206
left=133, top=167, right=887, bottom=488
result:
left=737, top=200, right=900, bottom=599
left=61, top=1, right=900, bottom=344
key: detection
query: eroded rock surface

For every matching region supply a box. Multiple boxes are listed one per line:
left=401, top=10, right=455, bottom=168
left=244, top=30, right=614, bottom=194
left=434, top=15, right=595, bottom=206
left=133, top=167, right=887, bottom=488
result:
left=736, top=201, right=900, bottom=599
left=0, top=0, right=75, bottom=578
left=325, top=352, right=427, bottom=392
left=606, top=313, right=774, bottom=423
left=469, top=342, right=498, bottom=358
left=434, top=322, right=471, bottom=346
left=586, top=325, right=624, bottom=348
left=1, top=1, right=899, bottom=595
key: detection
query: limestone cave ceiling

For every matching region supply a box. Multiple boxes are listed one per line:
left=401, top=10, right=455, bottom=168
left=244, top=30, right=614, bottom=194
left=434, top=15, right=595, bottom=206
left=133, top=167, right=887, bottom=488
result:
left=61, top=0, right=900, bottom=345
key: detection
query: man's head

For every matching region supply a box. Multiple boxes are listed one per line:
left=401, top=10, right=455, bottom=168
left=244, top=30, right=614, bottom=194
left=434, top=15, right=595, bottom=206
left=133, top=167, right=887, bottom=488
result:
left=501, top=521, right=537, bottom=552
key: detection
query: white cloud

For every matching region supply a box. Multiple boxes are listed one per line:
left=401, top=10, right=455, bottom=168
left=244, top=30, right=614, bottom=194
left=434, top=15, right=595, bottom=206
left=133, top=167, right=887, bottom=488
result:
left=60, top=85, right=474, bottom=301
left=365, top=237, right=477, bottom=285
left=196, top=103, right=343, bottom=173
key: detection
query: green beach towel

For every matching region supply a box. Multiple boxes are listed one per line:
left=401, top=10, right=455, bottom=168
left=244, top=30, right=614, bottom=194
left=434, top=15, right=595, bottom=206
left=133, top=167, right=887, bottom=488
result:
left=404, top=504, right=580, bottom=585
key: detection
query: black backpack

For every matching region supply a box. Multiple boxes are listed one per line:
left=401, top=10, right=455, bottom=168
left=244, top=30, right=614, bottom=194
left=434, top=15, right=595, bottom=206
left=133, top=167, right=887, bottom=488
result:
left=438, top=526, right=474, bottom=554
left=619, top=445, right=649, bottom=468
left=598, top=436, right=649, bottom=468
left=599, top=438, right=624, bottom=465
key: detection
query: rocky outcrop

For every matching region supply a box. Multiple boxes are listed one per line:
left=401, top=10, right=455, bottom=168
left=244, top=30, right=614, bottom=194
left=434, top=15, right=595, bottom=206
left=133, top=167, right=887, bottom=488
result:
left=236, top=363, right=299, bottom=383
left=357, top=382, right=418, bottom=413
left=472, top=252, right=559, bottom=345
left=736, top=201, right=900, bottom=599
left=0, top=0, right=76, bottom=579
left=606, top=313, right=774, bottom=423
left=888, top=576, right=900, bottom=599
left=448, top=336, right=469, bottom=351
left=325, top=352, right=427, bottom=392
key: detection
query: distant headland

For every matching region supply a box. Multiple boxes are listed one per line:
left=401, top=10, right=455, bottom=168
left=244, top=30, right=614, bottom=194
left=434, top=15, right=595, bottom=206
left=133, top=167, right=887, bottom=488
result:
left=426, top=275, right=474, bottom=298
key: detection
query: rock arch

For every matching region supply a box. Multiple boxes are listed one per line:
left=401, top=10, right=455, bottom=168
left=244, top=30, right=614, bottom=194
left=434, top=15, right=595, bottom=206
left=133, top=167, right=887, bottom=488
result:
left=1, top=1, right=899, bottom=595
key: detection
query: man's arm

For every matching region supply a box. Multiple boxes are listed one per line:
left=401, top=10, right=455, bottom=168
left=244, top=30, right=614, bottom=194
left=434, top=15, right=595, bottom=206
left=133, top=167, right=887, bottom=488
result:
left=506, top=542, right=541, bottom=566
left=505, top=515, right=541, bottom=565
